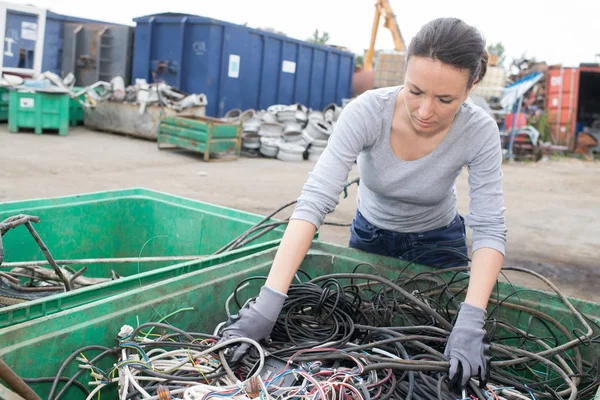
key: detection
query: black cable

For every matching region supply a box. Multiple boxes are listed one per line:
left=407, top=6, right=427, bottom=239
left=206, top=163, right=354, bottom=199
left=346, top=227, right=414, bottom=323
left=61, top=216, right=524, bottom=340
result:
left=54, top=349, right=115, bottom=400
left=21, top=377, right=90, bottom=396
left=48, top=345, right=115, bottom=400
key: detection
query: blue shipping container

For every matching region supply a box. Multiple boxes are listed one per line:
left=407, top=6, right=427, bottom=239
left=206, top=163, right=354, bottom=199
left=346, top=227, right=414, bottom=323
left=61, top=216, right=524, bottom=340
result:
left=132, top=13, right=355, bottom=117
left=1, top=3, right=131, bottom=77
left=44, top=12, right=133, bottom=77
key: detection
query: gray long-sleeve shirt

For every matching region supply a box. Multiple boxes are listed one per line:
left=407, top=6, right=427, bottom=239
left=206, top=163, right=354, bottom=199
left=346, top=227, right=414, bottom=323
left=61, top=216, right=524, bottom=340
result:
left=291, top=85, right=507, bottom=255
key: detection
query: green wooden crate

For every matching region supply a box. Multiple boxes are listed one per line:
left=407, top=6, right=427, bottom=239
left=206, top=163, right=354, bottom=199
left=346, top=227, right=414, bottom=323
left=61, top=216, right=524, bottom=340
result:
left=8, top=89, right=70, bottom=135
left=157, top=114, right=242, bottom=161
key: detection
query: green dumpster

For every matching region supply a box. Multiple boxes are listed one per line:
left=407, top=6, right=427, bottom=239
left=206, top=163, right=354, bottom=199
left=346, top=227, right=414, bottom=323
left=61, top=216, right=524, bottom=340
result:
left=8, top=89, right=70, bottom=135
left=0, top=188, right=291, bottom=327
left=69, top=87, right=85, bottom=126
left=0, top=241, right=598, bottom=399
left=0, top=87, right=9, bottom=122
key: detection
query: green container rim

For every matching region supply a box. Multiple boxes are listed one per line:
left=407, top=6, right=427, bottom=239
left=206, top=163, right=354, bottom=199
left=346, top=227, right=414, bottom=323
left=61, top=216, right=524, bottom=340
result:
left=0, top=187, right=302, bottom=328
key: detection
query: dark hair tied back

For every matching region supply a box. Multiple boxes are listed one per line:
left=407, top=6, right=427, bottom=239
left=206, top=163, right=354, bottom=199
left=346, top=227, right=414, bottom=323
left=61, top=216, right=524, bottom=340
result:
left=407, top=17, right=488, bottom=88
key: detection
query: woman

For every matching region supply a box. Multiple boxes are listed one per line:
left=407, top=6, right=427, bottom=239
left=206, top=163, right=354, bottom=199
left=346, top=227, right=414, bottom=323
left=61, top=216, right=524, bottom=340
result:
left=220, top=17, right=507, bottom=390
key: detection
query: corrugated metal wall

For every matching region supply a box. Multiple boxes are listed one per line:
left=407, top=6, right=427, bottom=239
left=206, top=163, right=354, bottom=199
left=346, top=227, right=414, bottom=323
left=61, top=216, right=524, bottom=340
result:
left=546, top=66, right=579, bottom=144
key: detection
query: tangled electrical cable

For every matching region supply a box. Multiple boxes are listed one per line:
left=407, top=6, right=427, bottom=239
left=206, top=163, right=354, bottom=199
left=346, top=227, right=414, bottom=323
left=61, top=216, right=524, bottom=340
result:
left=40, top=261, right=600, bottom=400
left=213, top=178, right=360, bottom=255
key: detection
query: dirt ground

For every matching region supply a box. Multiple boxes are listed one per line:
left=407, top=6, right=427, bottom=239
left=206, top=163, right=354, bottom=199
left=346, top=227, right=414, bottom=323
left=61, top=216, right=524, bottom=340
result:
left=1, top=126, right=599, bottom=302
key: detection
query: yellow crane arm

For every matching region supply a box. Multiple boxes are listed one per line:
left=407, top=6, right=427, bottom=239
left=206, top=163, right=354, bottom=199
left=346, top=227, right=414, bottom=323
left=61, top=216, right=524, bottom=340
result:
left=364, top=5, right=382, bottom=72
left=363, top=0, right=406, bottom=72
left=380, top=0, right=405, bottom=52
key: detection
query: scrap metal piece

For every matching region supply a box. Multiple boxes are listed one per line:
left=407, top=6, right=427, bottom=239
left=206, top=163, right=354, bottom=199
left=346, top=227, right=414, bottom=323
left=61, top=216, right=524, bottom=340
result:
left=11, top=266, right=110, bottom=287
left=0, top=214, right=71, bottom=290
left=0, top=358, right=41, bottom=400
left=23, top=222, right=72, bottom=291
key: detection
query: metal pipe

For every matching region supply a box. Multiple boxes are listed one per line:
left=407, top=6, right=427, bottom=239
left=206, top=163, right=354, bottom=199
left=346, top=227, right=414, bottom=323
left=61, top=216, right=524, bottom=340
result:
left=2, top=255, right=207, bottom=269
left=23, top=222, right=71, bottom=291
left=0, top=358, right=42, bottom=400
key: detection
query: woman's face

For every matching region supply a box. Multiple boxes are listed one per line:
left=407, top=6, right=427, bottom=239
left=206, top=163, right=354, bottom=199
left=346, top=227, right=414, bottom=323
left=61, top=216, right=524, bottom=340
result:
left=403, top=56, right=472, bottom=134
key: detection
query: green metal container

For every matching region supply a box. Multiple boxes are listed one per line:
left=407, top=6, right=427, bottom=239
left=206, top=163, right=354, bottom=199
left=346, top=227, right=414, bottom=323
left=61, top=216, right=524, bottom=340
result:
left=69, top=87, right=85, bottom=126
left=0, top=241, right=598, bottom=399
left=0, top=87, right=9, bottom=122
left=0, top=188, right=290, bottom=327
left=157, top=114, right=242, bottom=161
left=8, top=89, right=70, bottom=135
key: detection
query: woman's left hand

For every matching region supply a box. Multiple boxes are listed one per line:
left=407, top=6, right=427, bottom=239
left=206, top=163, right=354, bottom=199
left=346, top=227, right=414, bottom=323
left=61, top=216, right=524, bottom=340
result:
left=444, top=302, right=491, bottom=391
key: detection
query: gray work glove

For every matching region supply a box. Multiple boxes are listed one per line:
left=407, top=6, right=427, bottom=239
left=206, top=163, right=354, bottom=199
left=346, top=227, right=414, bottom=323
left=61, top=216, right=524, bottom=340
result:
left=444, top=302, right=491, bottom=391
left=218, top=285, right=287, bottom=362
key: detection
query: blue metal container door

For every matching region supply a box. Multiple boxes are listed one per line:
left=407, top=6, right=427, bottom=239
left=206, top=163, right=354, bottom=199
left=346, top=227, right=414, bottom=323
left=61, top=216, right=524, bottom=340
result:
left=41, top=17, right=63, bottom=75
left=277, top=41, right=298, bottom=106
left=309, top=49, right=327, bottom=110
left=294, top=45, right=312, bottom=107
left=338, top=55, right=354, bottom=102
left=180, top=22, right=220, bottom=115
left=219, top=24, right=263, bottom=116
left=244, top=33, right=264, bottom=111
left=3, top=11, right=38, bottom=69
left=323, top=52, right=340, bottom=106
left=150, top=20, right=182, bottom=86
left=259, top=37, right=281, bottom=110
left=131, top=20, right=151, bottom=81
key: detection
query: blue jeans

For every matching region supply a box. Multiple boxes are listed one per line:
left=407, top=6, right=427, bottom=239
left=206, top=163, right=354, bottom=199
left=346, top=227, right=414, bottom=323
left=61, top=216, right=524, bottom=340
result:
left=349, top=210, right=469, bottom=268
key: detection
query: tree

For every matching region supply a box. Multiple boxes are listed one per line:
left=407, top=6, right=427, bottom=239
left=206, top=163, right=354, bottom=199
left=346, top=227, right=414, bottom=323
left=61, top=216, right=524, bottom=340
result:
left=308, top=29, right=329, bottom=45
left=355, top=55, right=364, bottom=68
left=487, top=42, right=506, bottom=66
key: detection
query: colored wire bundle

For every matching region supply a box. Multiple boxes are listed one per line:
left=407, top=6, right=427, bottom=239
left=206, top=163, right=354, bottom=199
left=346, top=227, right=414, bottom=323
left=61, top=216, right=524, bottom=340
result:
left=44, top=263, right=600, bottom=400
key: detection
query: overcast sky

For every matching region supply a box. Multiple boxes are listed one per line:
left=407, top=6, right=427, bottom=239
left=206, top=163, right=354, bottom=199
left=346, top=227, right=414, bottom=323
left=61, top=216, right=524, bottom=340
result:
left=8, top=0, right=600, bottom=67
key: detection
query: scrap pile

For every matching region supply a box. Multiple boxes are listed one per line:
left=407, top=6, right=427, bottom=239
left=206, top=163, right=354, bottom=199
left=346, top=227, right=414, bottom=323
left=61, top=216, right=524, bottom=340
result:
left=0, top=208, right=275, bottom=307
left=47, top=265, right=600, bottom=399
left=0, top=71, right=207, bottom=114
left=0, top=214, right=115, bottom=307
left=227, top=102, right=344, bottom=162
left=101, top=78, right=208, bottom=115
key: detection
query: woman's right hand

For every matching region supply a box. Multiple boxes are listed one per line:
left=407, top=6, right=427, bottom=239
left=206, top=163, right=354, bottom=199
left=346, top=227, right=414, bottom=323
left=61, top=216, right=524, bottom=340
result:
left=218, top=285, right=287, bottom=362
left=219, top=219, right=317, bottom=361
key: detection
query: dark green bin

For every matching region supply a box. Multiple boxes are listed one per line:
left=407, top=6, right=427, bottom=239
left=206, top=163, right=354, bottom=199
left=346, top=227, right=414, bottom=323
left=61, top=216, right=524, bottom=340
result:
left=0, top=241, right=598, bottom=399
left=0, top=87, right=9, bottom=122
left=69, top=87, right=85, bottom=126
left=0, top=188, right=290, bottom=327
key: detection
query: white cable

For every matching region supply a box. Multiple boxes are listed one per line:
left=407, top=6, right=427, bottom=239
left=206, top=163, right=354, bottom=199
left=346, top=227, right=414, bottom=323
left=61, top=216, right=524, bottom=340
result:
left=119, top=349, right=130, bottom=400
left=124, top=365, right=151, bottom=398
left=121, top=347, right=151, bottom=398
left=372, top=347, right=403, bottom=360
left=85, top=384, right=106, bottom=400
left=121, top=338, right=264, bottom=400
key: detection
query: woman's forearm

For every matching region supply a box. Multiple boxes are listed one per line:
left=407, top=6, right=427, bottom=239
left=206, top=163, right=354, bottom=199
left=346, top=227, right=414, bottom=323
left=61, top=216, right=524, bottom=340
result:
left=464, top=247, right=504, bottom=309
left=265, top=219, right=317, bottom=294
